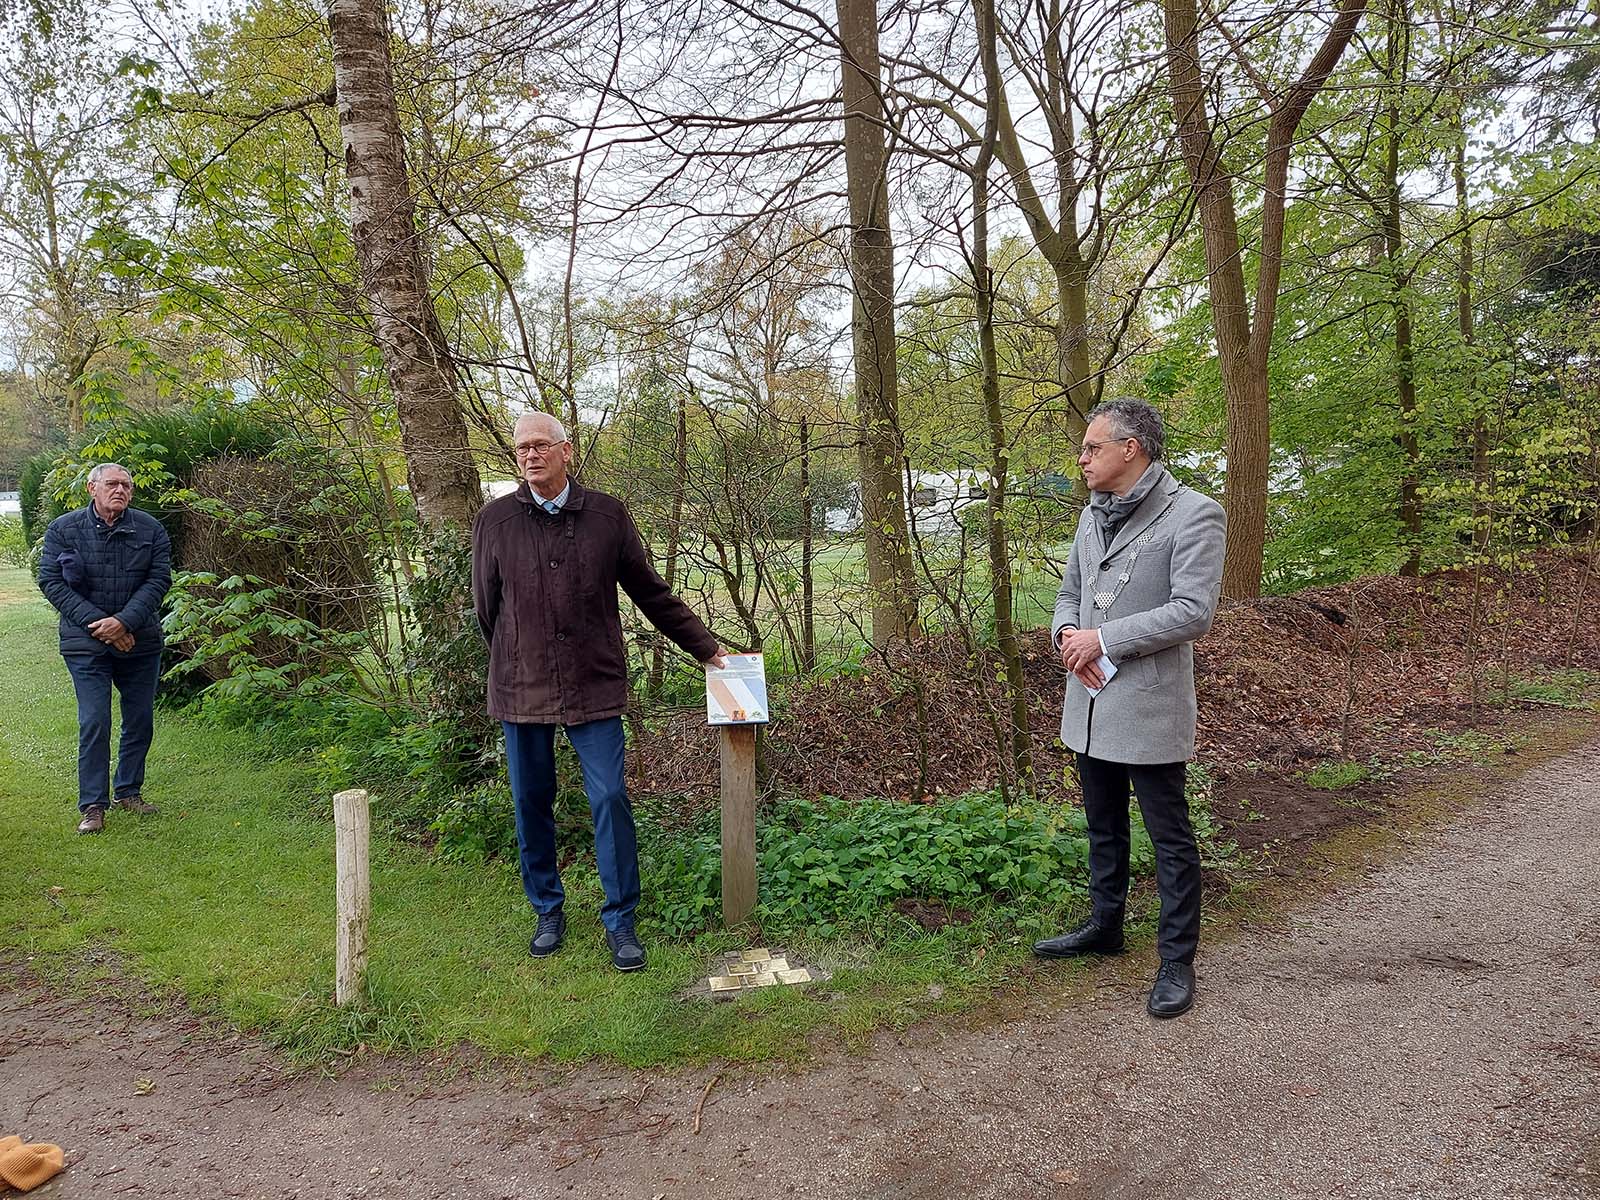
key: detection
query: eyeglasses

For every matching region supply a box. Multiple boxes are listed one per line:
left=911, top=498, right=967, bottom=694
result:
left=515, top=440, right=567, bottom=458
left=1077, top=437, right=1133, bottom=458
left=99, top=480, right=133, bottom=491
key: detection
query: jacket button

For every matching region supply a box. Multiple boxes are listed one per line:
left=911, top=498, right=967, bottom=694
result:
left=1099, top=561, right=1111, bottom=571
left=549, top=560, right=557, bottom=569
left=556, top=633, right=566, bottom=641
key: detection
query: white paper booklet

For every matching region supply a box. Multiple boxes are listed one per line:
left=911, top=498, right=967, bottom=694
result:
left=706, top=654, right=770, bottom=725
left=1083, top=654, right=1118, bottom=699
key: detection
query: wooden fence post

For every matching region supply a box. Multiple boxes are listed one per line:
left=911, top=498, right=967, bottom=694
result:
left=333, top=787, right=371, bottom=1006
left=719, top=725, right=757, bottom=926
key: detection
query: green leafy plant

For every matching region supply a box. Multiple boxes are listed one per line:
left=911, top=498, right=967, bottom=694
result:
left=641, top=789, right=1162, bottom=939
left=429, top=781, right=520, bottom=862
left=1507, top=668, right=1600, bottom=708
left=1305, top=760, right=1371, bottom=791
left=0, top=516, right=29, bottom=568
left=402, top=527, right=498, bottom=801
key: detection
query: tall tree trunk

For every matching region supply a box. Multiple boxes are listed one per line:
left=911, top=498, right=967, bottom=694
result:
left=836, top=0, right=917, bottom=643
left=1053, top=259, right=1094, bottom=442
left=799, top=412, right=817, bottom=672
left=1453, top=118, right=1489, bottom=548
left=1163, top=0, right=1367, bottom=598
left=1384, top=0, right=1422, bottom=577
left=986, top=15, right=1090, bottom=469
left=329, top=0, right=481, bottom=535
left=973, top=0, right=1032, bottom=792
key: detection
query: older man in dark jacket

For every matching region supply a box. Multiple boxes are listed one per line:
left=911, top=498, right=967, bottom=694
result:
left=472, top=412, right=724, bottom=971
left=38, top=463, right=173, bottom=834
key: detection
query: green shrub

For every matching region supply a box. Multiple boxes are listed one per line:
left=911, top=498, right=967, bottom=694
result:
left=640, top=790, right=1154, bottom=939
left=401, top=527, right=498, bottom=796
left=30, top=405, right=291, bottom=548
left=0, top=516, right=29, bottom=568
left=17, top=452, right=53, bottom=545
left=429, top=781, right=520, bottom=861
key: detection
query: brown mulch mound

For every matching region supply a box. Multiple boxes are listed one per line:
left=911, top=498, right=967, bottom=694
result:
left=627, top=551, right=1600, bottom=808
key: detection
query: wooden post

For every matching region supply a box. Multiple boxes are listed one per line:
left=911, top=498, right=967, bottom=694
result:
left=718, top=725, right=758, bottom=926
left=333, top=787, right=371, bottom=1006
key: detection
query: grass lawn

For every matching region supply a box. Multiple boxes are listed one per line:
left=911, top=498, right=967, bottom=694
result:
left=0, top=565, right=1056, bottom=1066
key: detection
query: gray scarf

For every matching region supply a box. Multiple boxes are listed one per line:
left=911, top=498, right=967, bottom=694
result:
left=1089, top=462, right=1166, bottom=543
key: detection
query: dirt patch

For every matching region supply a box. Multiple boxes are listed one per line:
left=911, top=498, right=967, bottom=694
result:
left=891, top=897, right=974, bottom=932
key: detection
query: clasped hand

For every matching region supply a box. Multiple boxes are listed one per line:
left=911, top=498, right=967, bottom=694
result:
left=88, top=616, right=136, bottom=653
left=1058, top=627, right=1107, bottom=690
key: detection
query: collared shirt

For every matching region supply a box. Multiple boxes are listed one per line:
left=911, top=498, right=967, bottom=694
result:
left=533, top=481, right=571, bottom=515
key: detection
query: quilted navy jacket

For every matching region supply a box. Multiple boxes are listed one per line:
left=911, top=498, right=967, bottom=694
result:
left=38, top=504, right=173, bottom=658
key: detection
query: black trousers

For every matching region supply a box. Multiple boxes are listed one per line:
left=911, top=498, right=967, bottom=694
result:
left=1078, top=753, right=1200, bottom=965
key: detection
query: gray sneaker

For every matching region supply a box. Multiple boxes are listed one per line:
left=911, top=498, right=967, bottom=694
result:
left=530, top=910, right=566, bottom=958
left=605, top=923, right=647, bottom=972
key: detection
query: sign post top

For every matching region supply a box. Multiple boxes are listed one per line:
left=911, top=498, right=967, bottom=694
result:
left=706, top=653, right=769, bottom=726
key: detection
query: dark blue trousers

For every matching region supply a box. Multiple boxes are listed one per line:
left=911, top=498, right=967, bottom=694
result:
left=63, top=651, right=162, bottom=812
left=502, top=717, right=639, bottom=932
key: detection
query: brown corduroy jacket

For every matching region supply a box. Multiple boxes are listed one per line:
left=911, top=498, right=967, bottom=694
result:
left=471, top=479, right=719, bottom=725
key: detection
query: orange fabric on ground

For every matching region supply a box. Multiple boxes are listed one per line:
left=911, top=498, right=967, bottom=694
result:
left=0, top=1136, right=66, bottom=1192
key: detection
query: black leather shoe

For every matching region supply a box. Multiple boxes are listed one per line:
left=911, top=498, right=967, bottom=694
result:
left=605, top=923, right=647, bottom=972
left=1147, top=960, right=1196, bottom=1018
left=529, top=909, right=566, bottom=958
left=1032, top=917, right=1125, bottom=959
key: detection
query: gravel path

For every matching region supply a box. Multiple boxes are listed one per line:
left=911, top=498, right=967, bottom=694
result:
left=4, top=743, right=1598, bottom=1199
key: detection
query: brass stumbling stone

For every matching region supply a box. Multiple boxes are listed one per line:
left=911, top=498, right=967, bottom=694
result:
left=704, top=948, right=819, bottom=994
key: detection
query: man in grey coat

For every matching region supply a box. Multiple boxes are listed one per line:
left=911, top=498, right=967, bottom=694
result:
left=1034, top=399, right=1225, bottom=1018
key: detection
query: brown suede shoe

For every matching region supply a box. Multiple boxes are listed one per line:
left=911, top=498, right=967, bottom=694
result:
left=115, top=795, right=159, bottom=815
left=76, top=806, right=106, bottom=834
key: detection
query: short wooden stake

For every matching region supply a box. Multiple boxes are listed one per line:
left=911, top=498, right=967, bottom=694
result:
left=718, top=725, right=758, bottom=926
left=333, top=787, right=371, bottom=1006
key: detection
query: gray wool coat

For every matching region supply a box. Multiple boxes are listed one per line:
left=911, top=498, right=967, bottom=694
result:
left=1050, top=468, right=1226, bottom=765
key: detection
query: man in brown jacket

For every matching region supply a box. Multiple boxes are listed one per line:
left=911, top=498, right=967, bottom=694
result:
left=472, top=411, right=724, bottom=970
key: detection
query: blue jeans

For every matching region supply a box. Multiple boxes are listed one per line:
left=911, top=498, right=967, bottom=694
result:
left=63, top=651, right=162, bottom=812
left=502, top=717, right=639, bottom=932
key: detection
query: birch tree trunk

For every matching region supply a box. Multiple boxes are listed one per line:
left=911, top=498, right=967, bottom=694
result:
left=837, top=0, right=918, bottom=643
left=329, top=0, right=482, bottom=535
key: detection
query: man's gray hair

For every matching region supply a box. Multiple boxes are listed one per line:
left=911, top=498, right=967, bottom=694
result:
left=514, top=411, right=569, bottom=443
left=88, top=462, right=132, bottom=483
left=1087, top=398, right=1165, bottom=461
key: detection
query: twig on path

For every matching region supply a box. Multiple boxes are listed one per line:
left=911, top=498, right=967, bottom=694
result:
left=693, top=1073, right=722, bottom=1135
left=25, top=1082, right=65, bottom=1119
left=553, top=1146, right=603, bottom=1172
left=631, top=1081, right=651, bottom=1109
left=576, top=1116, right=669, bottom=1143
